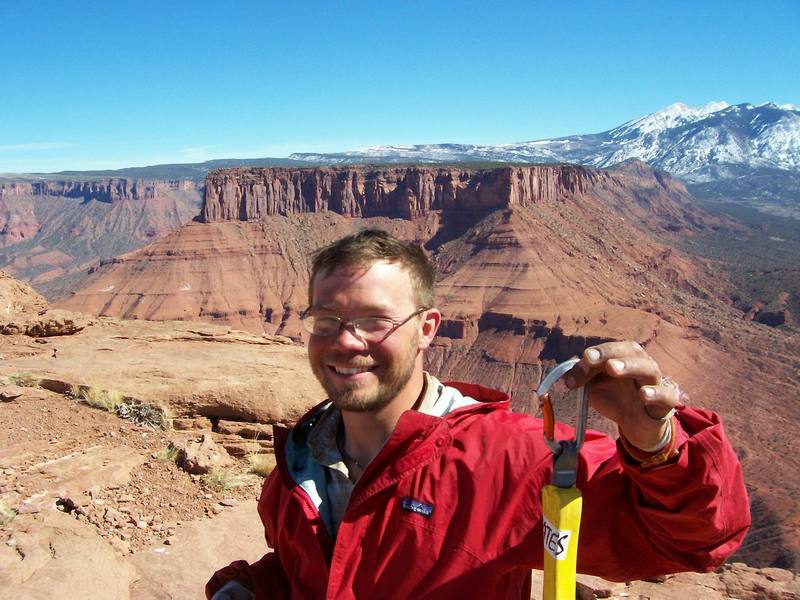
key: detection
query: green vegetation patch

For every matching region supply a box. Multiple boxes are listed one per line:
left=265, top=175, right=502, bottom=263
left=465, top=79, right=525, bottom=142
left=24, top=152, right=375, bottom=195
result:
left=675, top=200, right=800, bottom=322
left=7, top=371, right=41, bottom=387
left=155, top=446, right=180, bottom=463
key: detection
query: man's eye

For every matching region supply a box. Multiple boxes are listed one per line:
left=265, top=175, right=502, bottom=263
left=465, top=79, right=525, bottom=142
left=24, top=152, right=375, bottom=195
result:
left=316, top=317, right=340, bottom=328
left=357, top=318, right=394, bottom=332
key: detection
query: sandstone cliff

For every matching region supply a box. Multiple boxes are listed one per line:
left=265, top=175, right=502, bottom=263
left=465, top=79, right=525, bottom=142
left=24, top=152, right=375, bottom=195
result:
left=200, top=163, right=727, bottom=235
left=60, top=163, right=731, bottom=345
left=202, top=166, right=586, bottom=221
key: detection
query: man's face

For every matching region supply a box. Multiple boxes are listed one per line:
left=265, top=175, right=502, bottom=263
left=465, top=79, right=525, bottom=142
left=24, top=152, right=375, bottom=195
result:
left=307, top=261, right=428, bottom=413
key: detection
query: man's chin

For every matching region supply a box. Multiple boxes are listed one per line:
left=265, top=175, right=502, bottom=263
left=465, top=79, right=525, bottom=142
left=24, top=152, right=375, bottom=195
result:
left=329, top=389, right=394, bottom=413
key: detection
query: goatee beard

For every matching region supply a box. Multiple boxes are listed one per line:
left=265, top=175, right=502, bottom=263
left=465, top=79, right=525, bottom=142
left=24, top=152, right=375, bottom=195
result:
left=328, top=364, right=414, bottom=412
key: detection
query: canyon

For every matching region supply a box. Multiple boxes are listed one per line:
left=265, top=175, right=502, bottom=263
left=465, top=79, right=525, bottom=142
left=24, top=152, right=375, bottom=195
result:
left=0, top=178, right=202, bottom=298
left=60, top=162, right=731, bottom=336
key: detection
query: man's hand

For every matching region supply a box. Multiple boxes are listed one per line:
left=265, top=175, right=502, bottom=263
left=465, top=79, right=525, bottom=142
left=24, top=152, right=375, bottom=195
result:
left=564, top=341, right=684, bottom=451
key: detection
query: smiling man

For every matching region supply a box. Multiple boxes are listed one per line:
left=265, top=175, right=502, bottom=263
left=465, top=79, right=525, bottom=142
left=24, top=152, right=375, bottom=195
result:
left=207, top=229, right=749, bottom=600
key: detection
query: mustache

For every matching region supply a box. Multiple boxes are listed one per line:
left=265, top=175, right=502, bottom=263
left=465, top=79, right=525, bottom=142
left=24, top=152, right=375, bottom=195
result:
left=325, top=354, right=375, bottom=367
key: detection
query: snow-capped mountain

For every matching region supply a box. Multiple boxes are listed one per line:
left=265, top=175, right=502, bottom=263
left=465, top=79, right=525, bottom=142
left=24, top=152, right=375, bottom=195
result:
left=289, top=102, right=800, bottom=184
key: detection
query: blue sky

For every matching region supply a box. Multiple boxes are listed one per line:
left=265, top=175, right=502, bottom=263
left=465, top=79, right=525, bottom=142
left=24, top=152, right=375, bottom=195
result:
left=1, top=0, right=798, bottom=173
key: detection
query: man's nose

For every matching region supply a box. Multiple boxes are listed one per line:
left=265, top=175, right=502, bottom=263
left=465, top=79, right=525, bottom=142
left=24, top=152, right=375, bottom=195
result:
left=331, top=321, right=368, bottom=349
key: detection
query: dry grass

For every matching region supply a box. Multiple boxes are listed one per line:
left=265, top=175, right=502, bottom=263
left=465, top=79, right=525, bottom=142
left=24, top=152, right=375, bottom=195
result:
left=247, top=452, right=277, bottom=477
left=79, top=386, right=125, bottom=412
left=7, top=371, right=40, bottom=387
left=0, top=499, right=16, bottom=526
left=157, top=403, right=174, bottom=431
left=200, top=469, right=251, bottom=492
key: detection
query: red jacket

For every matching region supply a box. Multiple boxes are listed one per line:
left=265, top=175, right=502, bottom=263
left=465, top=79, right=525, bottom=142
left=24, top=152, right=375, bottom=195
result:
left=207, top=383, right=749, bottom=599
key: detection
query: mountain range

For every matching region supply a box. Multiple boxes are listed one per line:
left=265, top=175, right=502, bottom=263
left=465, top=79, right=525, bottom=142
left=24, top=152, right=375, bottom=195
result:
left=6, top=101, right=798, bottom=206
left=289, top=102, right=797, bottom=175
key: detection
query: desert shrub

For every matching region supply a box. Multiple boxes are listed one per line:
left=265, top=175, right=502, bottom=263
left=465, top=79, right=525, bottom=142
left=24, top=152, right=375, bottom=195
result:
left=73, top=386, right=171, bottom=429
left=248, top=453, right=277, bottom=477
left=7, top=371, right=40, bottom=387
left=155, top=446, right=180, bottom=463
left=201, top=469, right=250, bottom=492
left=70, top=386, right=172, bottom=430
left=0, top=499, right=15, bottom=526
left=116, top=400, right=170, bottom=429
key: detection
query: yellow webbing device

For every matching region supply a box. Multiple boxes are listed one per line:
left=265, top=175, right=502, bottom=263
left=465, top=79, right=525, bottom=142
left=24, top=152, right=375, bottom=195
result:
left=536, top=358, right=589, bottom=600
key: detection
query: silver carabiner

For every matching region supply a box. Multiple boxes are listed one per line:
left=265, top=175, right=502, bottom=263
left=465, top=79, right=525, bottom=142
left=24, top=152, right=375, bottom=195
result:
left=536, top=358, right=589, bottom=488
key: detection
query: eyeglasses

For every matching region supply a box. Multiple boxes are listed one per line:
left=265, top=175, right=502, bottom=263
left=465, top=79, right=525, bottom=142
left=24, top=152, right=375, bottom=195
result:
left=300, top=307, right=429, bottom=341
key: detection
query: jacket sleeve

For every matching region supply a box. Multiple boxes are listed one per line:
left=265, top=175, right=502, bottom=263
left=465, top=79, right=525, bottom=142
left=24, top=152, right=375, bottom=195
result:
left=205, top=552, right=290, bottom=599
left=573, top=406, right=750, bottom=581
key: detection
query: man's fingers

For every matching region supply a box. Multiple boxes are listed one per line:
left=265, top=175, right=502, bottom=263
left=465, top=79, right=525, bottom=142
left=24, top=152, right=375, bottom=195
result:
left=564, top=358, right=595, bottom=388
left=604, top=356, right=660, bottom=386
left=565, top=341, right=653, bottom=388
left=639, top=382, right=683, bottom=419
left=585, top=341, right=648, bottom=363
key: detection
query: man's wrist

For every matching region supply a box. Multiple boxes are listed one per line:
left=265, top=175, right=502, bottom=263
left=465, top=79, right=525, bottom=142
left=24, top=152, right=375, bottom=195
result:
left=618, top=416, right=679, bottom=468
left=633, top=407, right=677, bottom=452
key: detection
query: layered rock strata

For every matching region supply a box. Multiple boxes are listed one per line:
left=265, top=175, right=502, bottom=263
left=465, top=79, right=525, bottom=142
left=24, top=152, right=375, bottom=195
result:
left=202, top=165, right=610, bottom=222
left=201, top=163, right=726, bottom=233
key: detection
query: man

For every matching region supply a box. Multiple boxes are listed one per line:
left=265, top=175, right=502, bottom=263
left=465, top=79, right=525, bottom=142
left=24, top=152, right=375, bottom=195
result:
left=207, top=229, right=749, bottom=599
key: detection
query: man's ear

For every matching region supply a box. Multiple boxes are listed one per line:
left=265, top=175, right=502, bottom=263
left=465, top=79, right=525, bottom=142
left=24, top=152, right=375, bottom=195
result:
left=417, top=308, right=442, bottom=350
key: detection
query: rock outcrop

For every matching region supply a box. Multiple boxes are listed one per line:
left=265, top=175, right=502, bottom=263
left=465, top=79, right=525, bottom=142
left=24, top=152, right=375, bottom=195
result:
left=0, top=313, right=322, bottom=425
left=15, top=308, right=93, bottom=337
left=744, top=292, right=794, bottom=328
left=171, top=433, right=234, bottom=475
left=200, top=164, right=726, bottom=235
left=0, top=271, right=93, bottom=336
left=0, top=511, right=137, bottom=599
left=0, top=269, right=47, bottom=319
left=0, top=384, right=25, bottom=401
